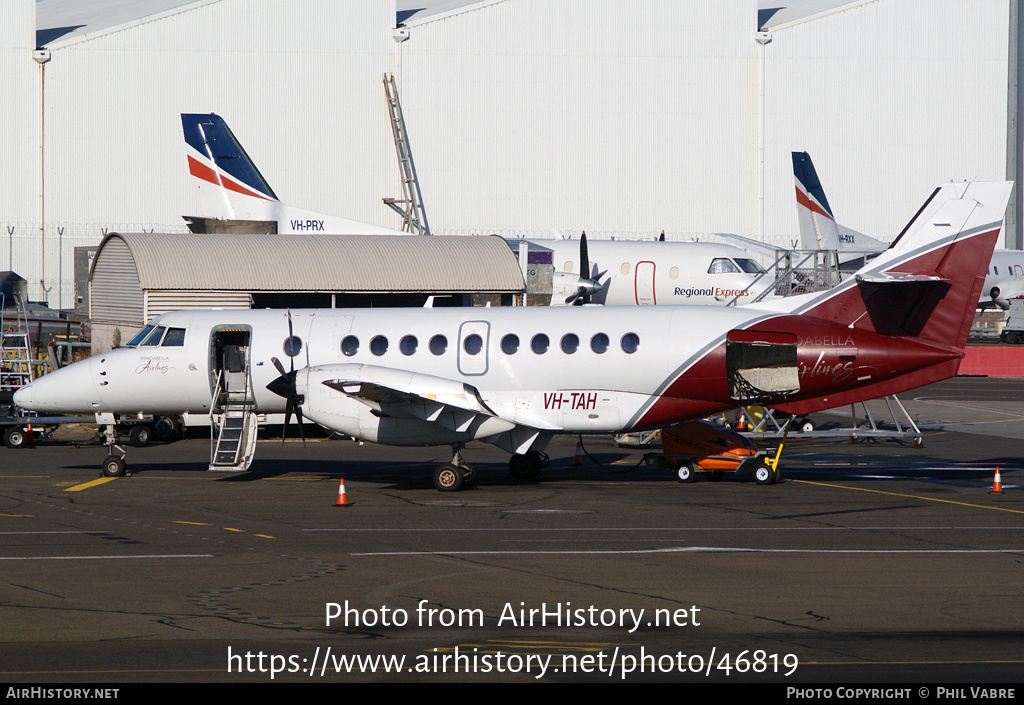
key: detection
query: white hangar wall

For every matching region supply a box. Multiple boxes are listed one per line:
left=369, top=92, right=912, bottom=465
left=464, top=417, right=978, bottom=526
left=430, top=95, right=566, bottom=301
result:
left=759, top=0, right=1014, bottom=247
left=4, top=0, right=1021, bottom=306
left=1, top=0, right=42, bottom=287
left=16, top=0, right=402, bottom=307
left=395, top=0, right=763, bottom=240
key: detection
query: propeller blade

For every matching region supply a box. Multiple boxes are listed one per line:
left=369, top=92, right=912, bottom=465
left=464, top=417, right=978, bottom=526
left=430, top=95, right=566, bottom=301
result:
left=271, top=356, right=287, bottom=377
left=295, top=404, right=306, bottom=447
left=579, top=231, right=590, bottom=280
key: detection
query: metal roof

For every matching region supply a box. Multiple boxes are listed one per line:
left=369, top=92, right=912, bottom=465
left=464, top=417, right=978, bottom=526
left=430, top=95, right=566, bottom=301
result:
left=397, top=0, right=508, bottom=27
left=36, top=0, right=216, bottom=47
left=93, top=233, right=525, bottom=293
left=758, top=0, right=869, bottom=31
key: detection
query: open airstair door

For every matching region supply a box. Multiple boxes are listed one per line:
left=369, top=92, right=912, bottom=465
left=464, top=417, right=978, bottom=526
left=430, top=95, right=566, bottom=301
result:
left=208, top=326, right=258, bottom=471
left=726, top=330, right=800, bottom=402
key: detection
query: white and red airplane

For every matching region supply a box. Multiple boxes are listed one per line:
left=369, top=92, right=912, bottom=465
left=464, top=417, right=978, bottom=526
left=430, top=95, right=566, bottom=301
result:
left=181, top=113, right=770, bottom=307
left=793, top=151, right=1024, bottom=309
left=15, top=181, right=1011, bottom=489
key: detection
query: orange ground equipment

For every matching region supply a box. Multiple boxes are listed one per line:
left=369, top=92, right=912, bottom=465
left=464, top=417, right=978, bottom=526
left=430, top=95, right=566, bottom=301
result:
left=653, top=419, right=787, bottom=485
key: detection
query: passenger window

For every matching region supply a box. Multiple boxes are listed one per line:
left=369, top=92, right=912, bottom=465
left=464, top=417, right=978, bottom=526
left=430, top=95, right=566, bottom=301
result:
left=531, top=334, right=550, bottom=354
left=370, top=336, right=388, bottom=356
left=561, top=333, right=579, bottom=354
left=400, top=335, right=418, bottom=356
left=563, top=261, right=574, bottom=273
left=429, top=335, right=447, bottom=355
left=591, top=333, right=609, bottom=354
left=283, top=336, right=302, bottom=357
left=669, top=267, right=679, bottom=280
left=463, top=334, right=483, bottom=356
left=341, top=335, right=359, bottom=357
left=161, top=328, right=185, bottom=346
left=501, top=334, right=520, bottom=354
left=140, top=326, right=166, bottom=346
left=621, top=333, right=640, bottom=354
left=621, top=262, right=631, bottom=275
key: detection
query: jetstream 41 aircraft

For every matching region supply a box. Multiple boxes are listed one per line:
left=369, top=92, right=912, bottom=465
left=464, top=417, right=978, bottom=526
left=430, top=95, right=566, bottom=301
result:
left=15, top=182, right=1011, bottom=490
left=794, top=151, right=1024, bottom=309
left=181, top=113, right=769, bottom=307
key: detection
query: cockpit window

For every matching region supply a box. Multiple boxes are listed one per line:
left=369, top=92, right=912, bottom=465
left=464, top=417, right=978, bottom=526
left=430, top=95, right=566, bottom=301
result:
left=734, top=258, right=765, bottom=274
left=161, top=328, right=186, bottom=346
left=708, top=258, right=739, bottom=274
left=126, top=325, right=155, bottom=347
left=139, top=326, right=166, bottom=346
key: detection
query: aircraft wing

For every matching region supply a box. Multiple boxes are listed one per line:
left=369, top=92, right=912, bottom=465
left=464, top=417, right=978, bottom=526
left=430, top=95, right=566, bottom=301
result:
left=321, top=366, right=501, bottom=431
left=311, top=363, right=559, bottom=445
left=712, top=233, right=789, bottom=259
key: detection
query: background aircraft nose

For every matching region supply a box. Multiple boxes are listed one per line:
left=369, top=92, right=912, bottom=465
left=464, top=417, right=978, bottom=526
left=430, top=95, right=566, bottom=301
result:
left=12, top=384, right=33, bottom=409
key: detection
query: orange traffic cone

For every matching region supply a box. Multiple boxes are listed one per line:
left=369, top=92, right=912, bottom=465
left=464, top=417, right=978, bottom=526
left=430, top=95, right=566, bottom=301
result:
left=991, top=467, right=1004, bottom=494
left=736, top=411, right=746, bottom=431
left=335, top=478, right=349, bottom=506
left=572, top=442, right=583, bottom=466
left=26, top=424, right=34, bottom=447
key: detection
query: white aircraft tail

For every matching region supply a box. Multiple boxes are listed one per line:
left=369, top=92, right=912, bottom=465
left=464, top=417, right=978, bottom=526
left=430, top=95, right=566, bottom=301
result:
left=181, top=113, right=405, bottom=235
left=792, top=152, right=887, bottom=256
left=798, top=181, right=1012, bottom=349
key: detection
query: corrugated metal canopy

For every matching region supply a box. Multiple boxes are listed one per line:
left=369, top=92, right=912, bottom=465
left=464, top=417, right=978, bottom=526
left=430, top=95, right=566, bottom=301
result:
left=92, top=233, right=525, bottom=293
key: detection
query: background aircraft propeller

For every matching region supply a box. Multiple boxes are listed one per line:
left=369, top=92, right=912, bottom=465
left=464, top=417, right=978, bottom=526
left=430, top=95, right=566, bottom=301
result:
left=564, top=231, right=607, bottom=305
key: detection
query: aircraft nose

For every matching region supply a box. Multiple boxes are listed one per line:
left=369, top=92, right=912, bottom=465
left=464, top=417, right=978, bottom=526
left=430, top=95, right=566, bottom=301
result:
left=12, top=384, right=33, bottom=409
left=12, top=358, right=99, bottom=413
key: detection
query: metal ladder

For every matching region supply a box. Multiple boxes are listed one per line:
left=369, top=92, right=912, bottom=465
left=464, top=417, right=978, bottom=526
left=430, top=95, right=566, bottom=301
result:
left=0, top=296, right=35, bottom=394
left=209, top=370, right=259, bottom=471
left=383, top=73, right=430, bottom=235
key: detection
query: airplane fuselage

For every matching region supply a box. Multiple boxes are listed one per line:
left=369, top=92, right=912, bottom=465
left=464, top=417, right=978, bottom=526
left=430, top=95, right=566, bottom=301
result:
left=16, top=305, right=959, bottom=451
left=538, top=239, right=768, bottom=306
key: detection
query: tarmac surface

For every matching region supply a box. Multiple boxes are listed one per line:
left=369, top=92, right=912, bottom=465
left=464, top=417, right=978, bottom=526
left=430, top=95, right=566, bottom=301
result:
left=0, top=377, right=1022, bottom=684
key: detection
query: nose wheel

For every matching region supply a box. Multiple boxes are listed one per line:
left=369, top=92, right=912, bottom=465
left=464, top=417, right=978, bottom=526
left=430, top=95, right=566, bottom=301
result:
left=99, top=424, right=129, bottom=477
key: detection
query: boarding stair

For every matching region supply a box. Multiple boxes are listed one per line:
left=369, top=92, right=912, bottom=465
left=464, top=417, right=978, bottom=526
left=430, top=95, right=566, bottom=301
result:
left=209, top=369, right=259, bottom=472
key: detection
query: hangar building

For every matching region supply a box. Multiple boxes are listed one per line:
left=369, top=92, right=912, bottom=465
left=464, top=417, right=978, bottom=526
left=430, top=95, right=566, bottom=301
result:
left=87, top=233, right=526, bottom=352
left=1, top=0, right=1020, bottom=307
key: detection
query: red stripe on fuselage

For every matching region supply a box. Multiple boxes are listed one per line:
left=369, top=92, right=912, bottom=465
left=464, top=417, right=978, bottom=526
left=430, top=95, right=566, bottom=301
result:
left=187, top=155, right=273, bottom=202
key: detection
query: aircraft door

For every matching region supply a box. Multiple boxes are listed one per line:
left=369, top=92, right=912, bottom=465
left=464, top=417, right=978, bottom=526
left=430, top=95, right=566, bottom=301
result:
left=458, top=321, right=490, bottom=376
left=209, top=326, right=253, bottom=406
left=635, top=261, right=656, bottom=305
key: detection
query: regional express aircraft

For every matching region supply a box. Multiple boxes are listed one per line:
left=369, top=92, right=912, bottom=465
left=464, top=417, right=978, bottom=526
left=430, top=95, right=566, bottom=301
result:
left=794, top=151, right=1024, bottom=309
left=182, top=113, right=769, bottom=306
left=15, top=182, right=1011, bottom=490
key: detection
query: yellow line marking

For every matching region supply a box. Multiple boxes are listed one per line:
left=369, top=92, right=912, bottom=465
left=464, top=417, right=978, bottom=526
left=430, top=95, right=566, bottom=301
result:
left=63, top=477, right=118, bottom=492
left=172, top=521, right=209, bottom=526
left=792, top=480, right=1024, bottom=515
left=223, top=527, right=245, bottom=533
left=253, top=534, right=275, bottom=539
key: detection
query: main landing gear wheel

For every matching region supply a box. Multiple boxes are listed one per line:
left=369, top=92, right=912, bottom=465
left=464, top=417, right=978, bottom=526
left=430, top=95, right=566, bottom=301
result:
left=754, top=461, right=779, bottom=485
left=798, top=417, right=815, bottom=433
left=153, top=416, right=181, bottom=441
left=102, top=456, right=127, bottom=478
left=676, top=462, right=697, bottom=483
left=129, top=424, right=152, bottom=448
left=509, top=451, right=544, bottom=480
left=3, top=426, right=28, bottom=449
left=433, top=464, right=465, bottom=492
